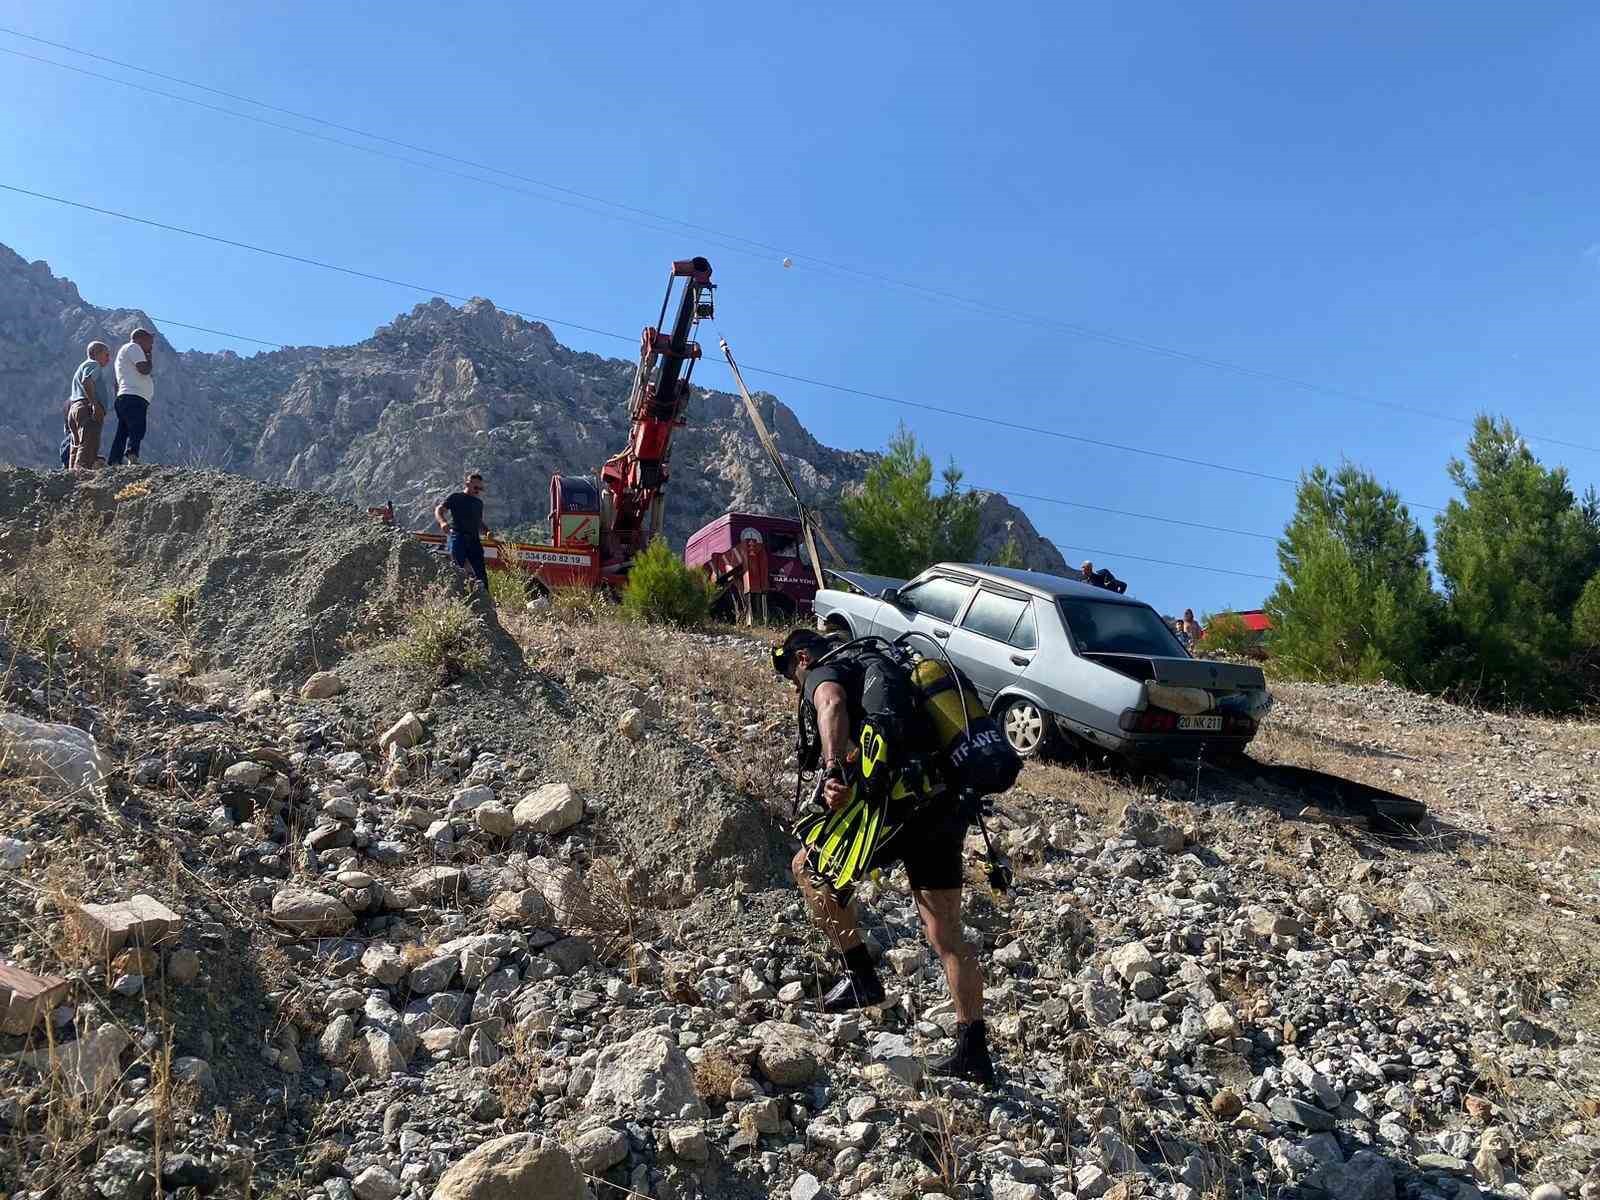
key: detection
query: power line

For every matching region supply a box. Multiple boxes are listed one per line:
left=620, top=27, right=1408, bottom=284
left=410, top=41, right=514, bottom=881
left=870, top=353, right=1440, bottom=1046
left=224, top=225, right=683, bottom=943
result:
left=0, top=179, right=1440, bottom=522
left=1049, top=544, right=1276, bottom=583
left=148, top=313, right=1280, bottom=541
left=5, top=25, right=1595, bottom=456
left=961, top=484, right=1276, bottom=541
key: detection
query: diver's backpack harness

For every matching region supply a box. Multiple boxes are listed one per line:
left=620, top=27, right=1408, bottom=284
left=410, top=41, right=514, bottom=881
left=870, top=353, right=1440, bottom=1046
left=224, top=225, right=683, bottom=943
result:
left=790, top=633, right=1020, bottom=895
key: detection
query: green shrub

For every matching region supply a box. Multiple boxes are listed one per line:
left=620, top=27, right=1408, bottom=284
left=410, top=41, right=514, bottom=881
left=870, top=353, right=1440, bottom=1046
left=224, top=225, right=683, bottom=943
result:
left=1195, top=612, right=1254, bottom=659
left=486, top=566, right=529, bottom=609
left=383, top=581, right=489, bottom=678
left=1574, top=571, right=1600, bottom=653
left=621, top=538, right=711, bottom=627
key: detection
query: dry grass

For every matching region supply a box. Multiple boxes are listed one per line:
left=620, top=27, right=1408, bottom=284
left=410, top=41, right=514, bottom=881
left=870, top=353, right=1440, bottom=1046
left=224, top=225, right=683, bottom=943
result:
left=0, top=505, right=123, bottom=670
left=501, top=596, right=794, bottom=812
left=380, top=581, right=490, bottom=679
left=690, top=1047, right=745, bottom=1105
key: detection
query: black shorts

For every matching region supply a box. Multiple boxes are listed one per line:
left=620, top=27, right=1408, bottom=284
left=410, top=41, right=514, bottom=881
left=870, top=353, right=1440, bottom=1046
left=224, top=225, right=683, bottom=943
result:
left=872, top=805, right=967, bottom=891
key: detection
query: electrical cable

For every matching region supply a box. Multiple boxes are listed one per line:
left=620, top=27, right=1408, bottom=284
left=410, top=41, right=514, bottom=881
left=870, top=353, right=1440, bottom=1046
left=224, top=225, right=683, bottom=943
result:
left=1, top=180, right=1347, bottom=498
left=4, top=25, right=1595, bottom=454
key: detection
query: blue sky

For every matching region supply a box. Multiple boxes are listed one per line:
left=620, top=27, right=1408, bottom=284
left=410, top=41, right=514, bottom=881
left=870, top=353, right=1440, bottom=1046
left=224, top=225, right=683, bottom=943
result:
left=3, top=0, right=1598, bottom=616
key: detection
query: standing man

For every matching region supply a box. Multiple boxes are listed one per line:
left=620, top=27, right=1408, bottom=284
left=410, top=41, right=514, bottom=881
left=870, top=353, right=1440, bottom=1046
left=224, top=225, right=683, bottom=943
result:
left=772, top=628, right=997, bottom=1084
left=434, top=471, right=493, bottom=590
left=109, top=328, right=155, bottom=466
left=65, top=341, right=112, bottom=471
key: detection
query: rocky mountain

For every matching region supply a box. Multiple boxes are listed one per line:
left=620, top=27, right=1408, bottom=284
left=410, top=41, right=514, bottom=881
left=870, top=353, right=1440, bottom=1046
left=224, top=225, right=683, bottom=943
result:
left=0, top=242, right=1065, bottom=573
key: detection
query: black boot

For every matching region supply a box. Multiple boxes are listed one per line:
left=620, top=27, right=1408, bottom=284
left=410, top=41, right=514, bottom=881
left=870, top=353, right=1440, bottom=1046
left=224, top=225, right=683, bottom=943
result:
left=822, top=969, right=886, bottom=1013
left=931, top=1019, right=996, bottom=1085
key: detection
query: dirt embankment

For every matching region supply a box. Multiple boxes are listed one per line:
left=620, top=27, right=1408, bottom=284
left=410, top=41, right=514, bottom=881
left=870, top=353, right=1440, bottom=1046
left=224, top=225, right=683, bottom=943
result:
left=0, top=465, right=446, bottom=687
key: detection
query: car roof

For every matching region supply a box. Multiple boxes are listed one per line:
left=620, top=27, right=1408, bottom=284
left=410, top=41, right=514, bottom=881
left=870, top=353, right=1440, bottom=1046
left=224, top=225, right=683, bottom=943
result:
left=924, top=563, right=1148, bottom=605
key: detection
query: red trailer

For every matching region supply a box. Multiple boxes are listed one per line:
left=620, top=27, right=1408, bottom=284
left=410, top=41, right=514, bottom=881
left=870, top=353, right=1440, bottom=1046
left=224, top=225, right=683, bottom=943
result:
left=685, top=511, right=821, bottom=620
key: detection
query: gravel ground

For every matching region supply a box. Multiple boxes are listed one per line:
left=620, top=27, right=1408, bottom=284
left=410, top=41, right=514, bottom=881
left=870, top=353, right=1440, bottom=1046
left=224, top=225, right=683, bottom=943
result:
left=2, top=469, right=1598, bottom=1200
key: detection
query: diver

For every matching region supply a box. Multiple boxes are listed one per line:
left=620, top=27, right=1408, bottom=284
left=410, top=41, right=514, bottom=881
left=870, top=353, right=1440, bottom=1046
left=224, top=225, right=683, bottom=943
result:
left=772, top=628, right=997, bottom=1085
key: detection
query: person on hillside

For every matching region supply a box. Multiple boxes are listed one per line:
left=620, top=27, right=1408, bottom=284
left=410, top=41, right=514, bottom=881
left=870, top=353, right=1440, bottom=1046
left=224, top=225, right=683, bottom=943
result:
left=109, top=328, right=155, bottom=465
left=772, top=627, right=997, bottom=1085
left=435, top=471, right=493, bottom=590
left=65, top=341, right=112, bottom=471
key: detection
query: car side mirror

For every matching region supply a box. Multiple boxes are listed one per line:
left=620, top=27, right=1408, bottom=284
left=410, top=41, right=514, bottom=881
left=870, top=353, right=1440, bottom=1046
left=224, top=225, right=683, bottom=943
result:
left=880, top=587, right=902, bottom=606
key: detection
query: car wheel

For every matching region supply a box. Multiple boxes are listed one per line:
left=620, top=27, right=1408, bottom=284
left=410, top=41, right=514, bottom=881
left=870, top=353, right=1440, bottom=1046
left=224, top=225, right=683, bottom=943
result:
left=1000, top=697, right=1054, bottom=759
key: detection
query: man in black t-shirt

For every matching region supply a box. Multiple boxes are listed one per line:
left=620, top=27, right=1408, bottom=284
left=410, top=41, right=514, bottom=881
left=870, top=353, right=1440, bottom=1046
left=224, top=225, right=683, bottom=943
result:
left=774, top=628, right=996, bottom=1085
left=434, top=471, right=493, bottom=589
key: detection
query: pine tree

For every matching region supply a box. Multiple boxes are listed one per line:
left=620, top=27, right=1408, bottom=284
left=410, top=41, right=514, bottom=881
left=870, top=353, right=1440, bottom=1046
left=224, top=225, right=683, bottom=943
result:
left=1434, top=417, right=1600, bottom=707
left=842, top=424, right=984, bottom=578
left=1265, top=464, right=1436, bottom=683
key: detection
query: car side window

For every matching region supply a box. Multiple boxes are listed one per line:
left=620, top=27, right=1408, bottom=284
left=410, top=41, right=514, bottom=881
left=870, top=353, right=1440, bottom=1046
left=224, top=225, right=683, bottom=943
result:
left=1008, top=603, right=1038, bottom=651
left=962, top=589, right=1029, bottom=642
left=899, top=576, right=970, bottom=623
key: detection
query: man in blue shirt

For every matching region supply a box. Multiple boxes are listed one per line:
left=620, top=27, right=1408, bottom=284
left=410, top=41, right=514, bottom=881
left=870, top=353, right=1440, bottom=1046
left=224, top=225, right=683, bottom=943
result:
left=434, top=471, right=493, bottom=589
left=65, top=341, right=112, bottom=471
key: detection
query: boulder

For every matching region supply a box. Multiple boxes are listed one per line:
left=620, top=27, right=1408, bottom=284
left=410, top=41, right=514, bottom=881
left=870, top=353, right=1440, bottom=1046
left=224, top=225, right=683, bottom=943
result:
left=433, top=1134, right=586, bottom=1200
left=587, top=1029, right=706, bottom=1118
left=514, top=783, right=585, bottom=834
left=1336, top=893, right=1377, bottom=929
left=409, top=865, right=468, bottom=904
left=618, top=708, right=646, bottom=740
left=450, top=785, right=497, bottom=814
left=378, top=712, right=426, bottom=751
left=754, top=1020, right=823, bottom=1086
left=270, top=888, right=355, bottom=937
left=89, top=1146, right=154, bottom=1200
left=569, top=1126, right=629, bottom=1174
left=476, top=803, right=516, bottom=838
left=0, top=712, right=110, bottom=795
left=301, top=671, right=344, bottom=699
left=1109, top=940, right=1157, bottom=983
left=1324, top=1150, right=1396, bottom=1200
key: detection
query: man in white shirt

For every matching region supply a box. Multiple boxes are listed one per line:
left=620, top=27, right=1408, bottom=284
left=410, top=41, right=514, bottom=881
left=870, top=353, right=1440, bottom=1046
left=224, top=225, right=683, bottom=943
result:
left=109, top=328, right=155, bottom=465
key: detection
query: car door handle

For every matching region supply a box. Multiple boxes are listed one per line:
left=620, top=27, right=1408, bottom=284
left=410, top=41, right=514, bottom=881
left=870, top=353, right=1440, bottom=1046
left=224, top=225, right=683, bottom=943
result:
left=1010, top=654, right=1030, bottom=667
left=932, top=629, right=949, bottom=638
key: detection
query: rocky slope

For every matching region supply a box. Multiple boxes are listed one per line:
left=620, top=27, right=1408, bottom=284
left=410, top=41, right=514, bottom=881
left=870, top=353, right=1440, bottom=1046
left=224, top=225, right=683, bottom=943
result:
left=0, top=242, right=1065, bottom=571
left=2, top=468, right=1597, bottom=1200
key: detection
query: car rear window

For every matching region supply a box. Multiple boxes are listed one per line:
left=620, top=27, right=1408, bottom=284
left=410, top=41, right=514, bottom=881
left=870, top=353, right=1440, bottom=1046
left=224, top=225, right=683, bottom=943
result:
left=1058, top=597, right=1186, bottom=656
left=962, top=589, right=1029, bottom=642
left=900, top=576, right=971, bottom=623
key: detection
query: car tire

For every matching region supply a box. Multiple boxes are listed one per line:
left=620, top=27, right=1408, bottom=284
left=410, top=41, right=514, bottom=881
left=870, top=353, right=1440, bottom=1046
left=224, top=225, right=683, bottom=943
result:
left=999, top=696, right=1055, bottom=759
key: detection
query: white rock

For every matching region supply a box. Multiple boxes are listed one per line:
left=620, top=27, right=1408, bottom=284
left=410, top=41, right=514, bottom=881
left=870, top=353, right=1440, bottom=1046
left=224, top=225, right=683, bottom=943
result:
left=450, top=785, right=496, bottom=814
left=1110, top=940, right=1157, bottom=982
left=270, top=888, right=355, bottom=937
left=351, top=1165, right=402, bottom=1200
left=223, top=761, right=267, bottom=786
left=0, top=712, right=110, bottom=795
left=476, top=802, right=516, bottom=838
left=301, top=671, right=344, bottom=699
left=0, top=836, right=29, bottom=870
left=1336, top=893, right=1377, bottom=928
left=587, top=1029, right=706, bottom=1118
left=514, top=783, right=585, bottom=834
left=432, top=1134, right=585, bottom=1200
left=378, top=712, right=426, bottom=751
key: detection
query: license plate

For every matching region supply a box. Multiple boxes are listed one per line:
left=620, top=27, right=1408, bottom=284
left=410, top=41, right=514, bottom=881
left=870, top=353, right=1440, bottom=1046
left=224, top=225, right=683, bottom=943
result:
left=1178, top=715, right=1222, bottom=732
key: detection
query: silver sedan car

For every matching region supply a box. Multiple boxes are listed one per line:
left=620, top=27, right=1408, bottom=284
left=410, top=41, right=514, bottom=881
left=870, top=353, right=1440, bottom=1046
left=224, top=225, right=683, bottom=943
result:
left=814, top=564, right=1271, bottom=759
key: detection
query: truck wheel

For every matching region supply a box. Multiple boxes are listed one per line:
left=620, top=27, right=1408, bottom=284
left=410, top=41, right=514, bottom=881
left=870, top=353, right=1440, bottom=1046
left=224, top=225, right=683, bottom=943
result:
left=1000, top=696, right=1055, bottom=759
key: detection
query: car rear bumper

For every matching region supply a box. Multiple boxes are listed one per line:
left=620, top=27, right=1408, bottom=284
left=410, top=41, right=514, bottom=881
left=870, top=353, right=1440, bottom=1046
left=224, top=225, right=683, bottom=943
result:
left=1058, top=713, right=1257, bottom=759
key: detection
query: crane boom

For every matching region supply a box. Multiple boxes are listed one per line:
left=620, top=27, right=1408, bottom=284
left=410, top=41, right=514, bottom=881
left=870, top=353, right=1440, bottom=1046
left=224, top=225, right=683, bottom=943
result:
left=551, top=256, right=714, bottom=577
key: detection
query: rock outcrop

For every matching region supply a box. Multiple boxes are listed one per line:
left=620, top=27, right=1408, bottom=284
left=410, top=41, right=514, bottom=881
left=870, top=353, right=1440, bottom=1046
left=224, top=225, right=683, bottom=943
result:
left=0, top=241, right=1065, bottom=571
